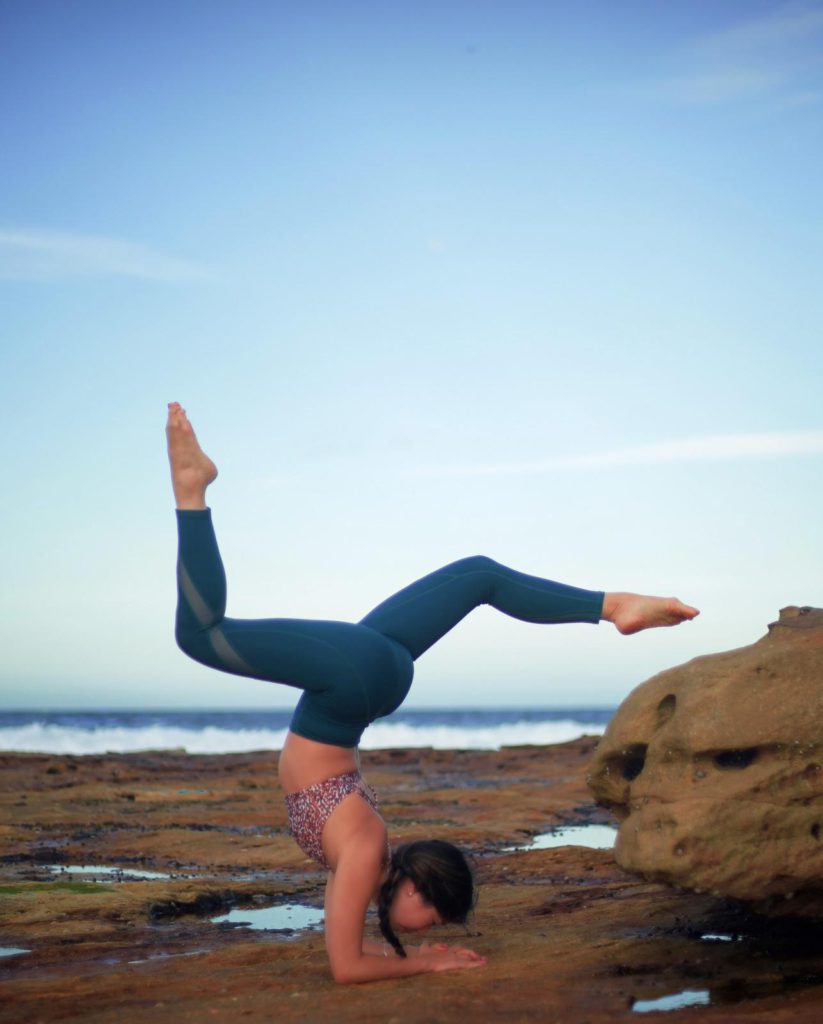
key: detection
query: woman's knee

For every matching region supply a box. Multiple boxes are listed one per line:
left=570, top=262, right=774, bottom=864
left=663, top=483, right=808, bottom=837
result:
left=449, top=554, right=499, bottom=576
left=174, top=627, right=195, bottom=659
left=175, top=616, right=206, bottom=661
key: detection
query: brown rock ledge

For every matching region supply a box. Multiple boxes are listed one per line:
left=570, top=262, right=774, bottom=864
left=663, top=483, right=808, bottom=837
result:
left=2, top=739, right=823, bottom=1023
left=588, top=608, right=823, bottom=913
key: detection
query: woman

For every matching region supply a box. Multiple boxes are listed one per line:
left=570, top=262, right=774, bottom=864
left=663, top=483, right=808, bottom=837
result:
left=166, top=402, right=699, bottom=983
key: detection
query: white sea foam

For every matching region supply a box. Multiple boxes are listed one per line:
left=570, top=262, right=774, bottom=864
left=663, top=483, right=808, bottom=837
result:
left=360, top=718, right=604, bottom=750
left=0, top=718, right=604, bottom=755
left=0, top=723, right=290, bottom=756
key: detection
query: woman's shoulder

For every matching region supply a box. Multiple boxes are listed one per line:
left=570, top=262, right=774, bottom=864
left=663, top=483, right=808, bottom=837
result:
left=324, top=789, right=388, bottom=872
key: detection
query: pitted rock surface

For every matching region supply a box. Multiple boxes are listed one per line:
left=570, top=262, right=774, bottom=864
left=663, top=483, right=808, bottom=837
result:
left=588, top=606, right=823, bottom=911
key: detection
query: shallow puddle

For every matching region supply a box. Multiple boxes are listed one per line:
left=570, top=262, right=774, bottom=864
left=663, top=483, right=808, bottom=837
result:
left=633, top=989, right=710, bottom=1013
left=127, top=948, right=210, bottom=965
left=211, top=902, right=324, bottom=934
left=0, top=947, right=31, bottom=958
left=44, top=864, right=173, bottom=881
left=506, top=823, right=618, bottom=852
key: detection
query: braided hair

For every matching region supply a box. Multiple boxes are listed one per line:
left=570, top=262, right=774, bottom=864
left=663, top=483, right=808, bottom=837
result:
left=377, top=839, right=475, bottom=958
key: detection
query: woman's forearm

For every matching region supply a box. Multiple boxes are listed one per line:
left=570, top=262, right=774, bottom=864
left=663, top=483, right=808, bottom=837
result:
left=332, top=950, right=442, bottom=984
left=361, top=939, right=427, bottom=958
left=334, top=943, right=486, bottom=983
left=360, top=938, right=389, bottom=957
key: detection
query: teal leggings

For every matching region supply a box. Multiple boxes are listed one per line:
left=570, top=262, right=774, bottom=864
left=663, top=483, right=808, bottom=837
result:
left=175, top=509, right=605, bottom=747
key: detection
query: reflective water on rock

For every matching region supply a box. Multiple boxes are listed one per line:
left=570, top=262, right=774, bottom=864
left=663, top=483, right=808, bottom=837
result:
left=506, top=823, right=618, bottom=851
left=633, top=989, right=710, bottom=1013
left=127, top=948, right=209, bottom=965
left=211, top=902, right=324, bottom=934
left=44, top=864, right=173, bottom=881
left=0, top=947, right=31, bottom=958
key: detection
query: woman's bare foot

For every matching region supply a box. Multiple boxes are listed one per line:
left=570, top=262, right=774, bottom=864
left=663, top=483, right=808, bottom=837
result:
left=601, top=592, right=700, bottom=635
left=166, top=402, right=218, bottom=509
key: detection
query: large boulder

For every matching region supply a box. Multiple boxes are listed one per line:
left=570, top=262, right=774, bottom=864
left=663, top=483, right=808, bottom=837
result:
left=588, top=606, right=823, bottom=913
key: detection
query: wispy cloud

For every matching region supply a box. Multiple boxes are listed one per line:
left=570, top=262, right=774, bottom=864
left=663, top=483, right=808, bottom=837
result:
left=660, top=1, right=823, bottom=106
left=0, top=229, right=214, bottom=283
left=420, top=431, right=823, bottom=478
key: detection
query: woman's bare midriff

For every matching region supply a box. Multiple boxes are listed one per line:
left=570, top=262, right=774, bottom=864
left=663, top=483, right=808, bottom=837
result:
left=277, top=730, right=361, bottom=795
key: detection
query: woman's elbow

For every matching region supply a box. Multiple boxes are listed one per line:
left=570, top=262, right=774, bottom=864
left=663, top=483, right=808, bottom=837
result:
left=330, top=964, right=357, bottom=985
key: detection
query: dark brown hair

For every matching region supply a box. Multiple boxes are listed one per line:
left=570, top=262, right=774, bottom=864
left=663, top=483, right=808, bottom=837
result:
left=377, top=839, right=475, bottom=957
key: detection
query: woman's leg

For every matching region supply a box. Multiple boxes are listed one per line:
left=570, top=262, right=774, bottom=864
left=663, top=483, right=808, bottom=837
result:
left=359, top=555, right=604, bottom=660
left=173, top=507, right=412, bottom=744
left=360, top=556, right=700, bottom=657
left=174, top=508, right=237, bottom=668
left=167, top=403, right=698, bottom=718
left=167, top=404, right=412, bottom=745
left=173, top=508, right=390, bottom=679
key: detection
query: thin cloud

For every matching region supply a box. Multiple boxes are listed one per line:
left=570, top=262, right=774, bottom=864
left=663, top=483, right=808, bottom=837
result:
left=659, top=1, right=823, bottom=106
left=698, top=2, right=823, bottom=53
left=0, top=229, right=214, bottom=283
left=421, top=432, right=823, bottom=478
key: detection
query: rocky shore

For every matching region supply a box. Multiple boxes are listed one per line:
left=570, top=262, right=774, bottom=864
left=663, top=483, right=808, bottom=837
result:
left=3, top=737, right=823, bottom=1023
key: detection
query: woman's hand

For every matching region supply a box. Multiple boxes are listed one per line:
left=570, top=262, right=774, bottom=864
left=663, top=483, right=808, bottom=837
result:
left=424, top=942, right=486, bottom=971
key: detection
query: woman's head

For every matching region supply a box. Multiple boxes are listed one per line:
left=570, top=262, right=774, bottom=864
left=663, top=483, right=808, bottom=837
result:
left=377, top=840, right=476, bottom=958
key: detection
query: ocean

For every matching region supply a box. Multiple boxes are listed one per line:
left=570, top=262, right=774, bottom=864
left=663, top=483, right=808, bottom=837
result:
left=0, top=707, right=613, bottom=755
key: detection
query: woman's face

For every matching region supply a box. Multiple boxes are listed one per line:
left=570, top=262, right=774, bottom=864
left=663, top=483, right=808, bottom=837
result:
left=389, top=883, right=443, bottom=933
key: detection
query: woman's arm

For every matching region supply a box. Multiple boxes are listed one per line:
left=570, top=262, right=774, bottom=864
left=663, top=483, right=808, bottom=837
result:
left=324, top=849, right=485, bottom=983
left=361, top=938, right=391, bottom=957
left=324, top=851, right=437, bottom=982
left=361, top=939, right=481, bottom=959
left=321, top=794, right=485, bottom=982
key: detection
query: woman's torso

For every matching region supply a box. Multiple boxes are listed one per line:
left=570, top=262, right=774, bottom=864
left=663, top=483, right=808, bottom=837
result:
left=279, top=732, right=388, bottom=872
left=278, top=730, right=361, bottom=794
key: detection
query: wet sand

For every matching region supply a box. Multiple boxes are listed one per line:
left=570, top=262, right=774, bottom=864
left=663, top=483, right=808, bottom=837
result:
left=3, top=738, right=823, bottom=1022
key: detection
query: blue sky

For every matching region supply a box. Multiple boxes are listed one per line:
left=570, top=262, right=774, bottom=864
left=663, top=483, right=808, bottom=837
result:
left=1, top=0, right=821, bottom=710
